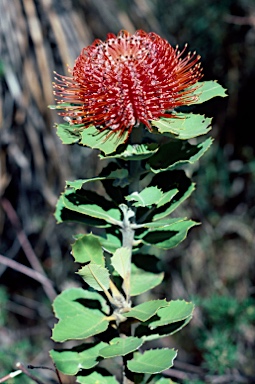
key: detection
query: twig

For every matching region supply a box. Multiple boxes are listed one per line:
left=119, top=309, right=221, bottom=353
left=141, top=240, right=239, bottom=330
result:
left=54, top=364, right=63, bottom=384
left=0, top=370, right=22, bottom=383
left=0, top=253, right=55, bottom=300
left=0, top=198, right=56, bottom=301
left=28, top=364, right=63, bottom=384
left=16, top=363, right=46, bottom=384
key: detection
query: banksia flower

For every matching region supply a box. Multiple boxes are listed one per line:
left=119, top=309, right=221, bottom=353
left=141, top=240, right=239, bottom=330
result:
left=53, top=30, right=202, bottom=138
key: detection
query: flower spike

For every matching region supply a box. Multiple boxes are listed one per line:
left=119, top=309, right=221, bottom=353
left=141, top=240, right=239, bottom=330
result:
left=53, top=30, right=203, bottom=138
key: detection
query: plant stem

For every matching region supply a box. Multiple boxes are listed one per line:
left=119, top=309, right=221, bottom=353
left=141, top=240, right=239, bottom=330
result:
left=119, top=125, right=145, bottom=384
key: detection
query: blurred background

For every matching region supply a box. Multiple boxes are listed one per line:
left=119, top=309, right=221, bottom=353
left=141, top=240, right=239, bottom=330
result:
left=0, top=0, right=255, bottom=383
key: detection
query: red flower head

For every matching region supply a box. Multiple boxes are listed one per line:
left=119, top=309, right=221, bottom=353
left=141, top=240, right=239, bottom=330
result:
left=53, top=30, right=202, bottom=138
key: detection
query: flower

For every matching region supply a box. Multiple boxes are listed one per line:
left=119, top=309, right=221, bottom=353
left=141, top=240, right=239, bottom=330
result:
left=53, top=30, right=202, bottom=138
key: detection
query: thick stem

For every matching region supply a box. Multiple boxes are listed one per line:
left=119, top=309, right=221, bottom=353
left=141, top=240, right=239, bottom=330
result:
left=119, top=125, right=144, bottom=384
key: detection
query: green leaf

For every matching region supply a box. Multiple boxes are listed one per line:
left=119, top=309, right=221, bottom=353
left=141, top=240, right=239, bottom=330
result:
left=149, top=300, right=194, bottom=328
left=66, top=177, right=105, bottom=190
left=131, top=171, right=193, bottom=225
left=102, top=143, right=159, bottom=160
left=135, top=315, right=193, bottom=342
left=55, top=194, right=109, bottom=228
left=190, top=80, right=228, bottom=104
left=111, top=247, right=130, bottom=279
left=127, top=348, right=177, bottom=374
left=65, top=169, right=129, bottom=191
left=99, top=337, right=143, bottom=358
left=126, top=187, right=163, bottom=207
left=63, top=194, right=121, bottom=225
left=77, top=372, right=119, bottom=384
left=156, top=189, right=179, bottom=208
left=52, top=288, right=109, bottom=342
left=72, top=234, right=104, bottom=266
left=56, top=123, right=81, bottom=144
left=99, top=232, right=122, bottom=253
left=141, top=217, right=185, bottom=229
left=125, top=300, right=168, bottom=322
left=137, top=220, right=198, bottom=249
left=52, top=288, right=109, bottom=319
left=152, top=113, right=212, bottom=140
left=155, top=379, right=178, bottom=384
left=148, top=137, right=213, bottom=173
left=50, top=342, right=107, bottom=375
left=130, top=265, right=164, bottom=296
left=78, top=263, right=110, bottom=292
left=80, top=125, right=129, bottom=155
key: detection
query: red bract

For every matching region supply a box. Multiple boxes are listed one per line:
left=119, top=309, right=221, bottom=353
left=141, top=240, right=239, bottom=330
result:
left=53, top=30, right=203, bottom=137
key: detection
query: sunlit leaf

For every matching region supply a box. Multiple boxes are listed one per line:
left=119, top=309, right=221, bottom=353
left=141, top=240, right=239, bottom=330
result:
left=80, top=125, right=129, bottom=155
left=50, top=342, right=107, bottom=375
left=152, top=113, right=212, bottom=139
left=135, top=315, right=193, bottom=342
left=72, top=234, right=104, bottom=266
left=190, top=80, right=228, bottom=104
left=55, top=195, right=109, bottom=228
left=52, top=288, right=109, bottom=342
left=78, top=263, right=110, bottom=292
left=137, top=220, right=198, bottom=249
left=102, top=143, right=159, bottom=160
left=63, top=193, right=121, bottom=225
left=126, top=187, right=163, bottom=207
left=148, top=137, right=213, bottom=173
left=111, top=247, right=130, bottom=279
left=56, top=123, right=82, bottom=144
left=99, top=337, right=143, bottom=358
left=127, top=348, right=177, bottom=374
left=99, top=232, right=122, bottom=254
left=125, top=300, right=168, bottom=322
left=149, top=300, right=194, bottom=328
left=130, top=265, right=164, bottom=296
left=77, top=372, right=119, bottom=384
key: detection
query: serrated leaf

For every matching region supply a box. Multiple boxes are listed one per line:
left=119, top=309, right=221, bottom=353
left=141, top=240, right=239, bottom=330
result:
left=50, top=342, right=107, bottom=375
left=156, top=188, right=179, bottom=208
left=152, top=113, right=212, bottom=140
left=66, top=177, right=105, bottom=190
left=130, top=265, right=164, bottom=296
left=102, top=143, right=159, bottom=160
left=137, top=220, right=198, bottom=249
left=54, top=195, right=109, bottom=228
left=126, top=187, right=163, bottom=207
left=65, top=169, right=129, bottom=191
left=125, top=300, right=168, bottom=322
left=127, top=348, right=177, bottom=374
left=149, top=300, right=194, bottom=329
left=135, top=315, right=193, bottom=342
left=63, top=195, right=121, bottom=225
left=52, top=288, right=109, bottom=319
left=52, top=288, right=109, bottom=342
left=140, top=170, right=195, bottom=222
left=99, top=232, right=122, bottom=253
left=148, top=137, right=213, bottom=173
left=141, top=217, right=185, bottom=229
left=80, top=125, right=129, bottom=155
left=56, top=123, right=82, bottom=144
left=190, top=80, right=228, bottom=104
left=78, top=263, right=110, bottom=291
left=111, top=247, right=130, bottom=279
left=99, top=337, right=143, bottom=358
left=72, top=234, right=104, bottom=266
left=77, top=372, right=119, bottom=384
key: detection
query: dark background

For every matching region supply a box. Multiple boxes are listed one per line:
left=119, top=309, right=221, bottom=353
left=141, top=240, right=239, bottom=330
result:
left=1, top=0, right=255, bottom=383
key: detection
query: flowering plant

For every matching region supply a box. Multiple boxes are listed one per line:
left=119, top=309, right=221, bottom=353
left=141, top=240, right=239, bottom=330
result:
left=49, top=30, right=226, bottom=384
